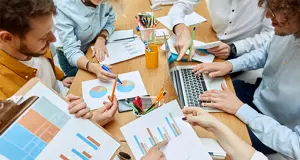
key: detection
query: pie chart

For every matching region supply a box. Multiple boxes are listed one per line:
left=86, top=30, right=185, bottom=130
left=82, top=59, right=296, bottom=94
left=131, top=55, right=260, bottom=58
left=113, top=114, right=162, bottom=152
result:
left=117, top=80, right=135, bottom=92
left=89, top=86, right=108, bottom=98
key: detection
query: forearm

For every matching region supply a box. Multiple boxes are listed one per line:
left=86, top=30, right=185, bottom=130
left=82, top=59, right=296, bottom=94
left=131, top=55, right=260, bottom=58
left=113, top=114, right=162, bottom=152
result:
left=211, top=121, right=255, bottom=160
left=77, top=57, right=100, bottom=74
left=236, top=104, right=300, bottom=159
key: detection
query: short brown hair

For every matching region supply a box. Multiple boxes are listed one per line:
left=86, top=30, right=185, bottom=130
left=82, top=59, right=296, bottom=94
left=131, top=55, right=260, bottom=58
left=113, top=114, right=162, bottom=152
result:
left=0, top=0, right=56, bottom=37
left=259, top=0, right=300, bottom=14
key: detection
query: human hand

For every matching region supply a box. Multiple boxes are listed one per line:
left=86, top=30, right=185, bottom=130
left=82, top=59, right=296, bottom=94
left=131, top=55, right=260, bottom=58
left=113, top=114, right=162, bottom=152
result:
left=89, top=63, right=115, bottom=82
left=200, top=83, right=244, bottom=114
left=182, top=107, right=220, bottom=131
left=62, top=77, right=75, bottom=88
left=66, top=94, right=92, bottom=119
left=141, top=140, right=168, bottom=160
left=207, top=42, right=231, bottom=59
left=92, top=37, right=109, bottom=62
left=91, top=95, right=118, bottom=126
left=174, top=24, right=195, bottom=61
left=192, top=61, right=233, bottom=78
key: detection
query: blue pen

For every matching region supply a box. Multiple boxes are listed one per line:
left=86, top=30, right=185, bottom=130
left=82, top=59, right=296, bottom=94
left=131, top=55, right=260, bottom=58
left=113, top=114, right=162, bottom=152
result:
left=101, top=65, right=122, bottom=84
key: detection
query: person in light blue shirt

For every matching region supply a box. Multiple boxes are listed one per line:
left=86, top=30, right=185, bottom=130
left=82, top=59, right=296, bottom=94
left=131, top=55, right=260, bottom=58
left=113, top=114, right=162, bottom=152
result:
left=192, top=0, right=300, bottom=159
left=54, top=0, right=116, bottom=81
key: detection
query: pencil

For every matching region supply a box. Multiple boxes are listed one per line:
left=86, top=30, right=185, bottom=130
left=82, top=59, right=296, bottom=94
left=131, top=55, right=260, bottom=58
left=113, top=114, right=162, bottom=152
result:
left=155, top=87, right=164, bottom=102
left=188, top=25, right=197, bottom=56
left=110, top=74, right=118, bottom=102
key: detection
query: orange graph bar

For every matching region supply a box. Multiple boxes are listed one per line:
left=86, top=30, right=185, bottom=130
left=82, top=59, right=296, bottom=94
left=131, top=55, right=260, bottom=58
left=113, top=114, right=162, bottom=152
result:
left=87, top=136, right=100, bottom=147
left=141, top=143, right=147, bottom=153
left=164, top=133, right=169, bottom=141
left=172, top=123, right=180, bottom=136
left=59, top=154, right=69, bottom=160
left=146, top=128, right=157, bottom=144
left=82, top=151, right=92, bottom=159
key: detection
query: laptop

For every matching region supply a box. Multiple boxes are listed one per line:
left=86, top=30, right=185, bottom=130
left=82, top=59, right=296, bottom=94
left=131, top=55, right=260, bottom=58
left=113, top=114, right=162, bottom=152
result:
left=170, top=66, right=225, bottom=112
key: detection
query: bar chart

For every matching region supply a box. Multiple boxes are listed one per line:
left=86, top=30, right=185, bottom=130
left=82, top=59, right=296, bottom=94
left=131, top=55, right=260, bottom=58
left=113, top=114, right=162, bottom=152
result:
left=133, top=112, right=182, bottom=155
left=59, top=133, right=101, bottom=160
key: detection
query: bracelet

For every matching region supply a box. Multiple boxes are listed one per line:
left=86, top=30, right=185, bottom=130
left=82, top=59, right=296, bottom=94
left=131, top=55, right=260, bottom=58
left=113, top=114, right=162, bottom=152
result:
left=86, top=61, right=91, bottom=72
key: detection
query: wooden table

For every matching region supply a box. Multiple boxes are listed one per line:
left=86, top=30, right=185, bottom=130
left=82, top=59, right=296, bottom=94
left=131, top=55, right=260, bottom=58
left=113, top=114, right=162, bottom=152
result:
left=69, top=1, right=251, bottom=159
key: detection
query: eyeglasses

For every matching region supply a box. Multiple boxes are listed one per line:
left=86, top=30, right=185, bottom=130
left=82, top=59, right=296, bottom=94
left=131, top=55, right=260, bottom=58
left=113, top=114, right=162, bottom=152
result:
left=265, top=0, right=276, bottom=18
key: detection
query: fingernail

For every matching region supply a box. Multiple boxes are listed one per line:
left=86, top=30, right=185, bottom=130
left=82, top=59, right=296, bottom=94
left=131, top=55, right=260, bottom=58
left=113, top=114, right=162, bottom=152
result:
left=182, top=117, right=187, bottom=121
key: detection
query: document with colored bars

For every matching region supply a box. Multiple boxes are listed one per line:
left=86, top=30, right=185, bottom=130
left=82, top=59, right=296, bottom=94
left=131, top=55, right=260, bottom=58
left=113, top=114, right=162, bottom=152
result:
left=121, top=100, right=212, bottom=160
left=0, top=82, right=120, bottom=160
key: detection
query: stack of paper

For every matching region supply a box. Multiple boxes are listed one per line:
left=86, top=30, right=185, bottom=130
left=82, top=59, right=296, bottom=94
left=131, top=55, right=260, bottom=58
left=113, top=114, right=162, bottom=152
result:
left=151, top=0, right=178, bottom=5
left=82, top=71, right=148, bottom=110
left=157, top=12, right=207, bottom=30
left=161, top=35, right=215, bottom=63
left=121, top=100, right=212, bottom=160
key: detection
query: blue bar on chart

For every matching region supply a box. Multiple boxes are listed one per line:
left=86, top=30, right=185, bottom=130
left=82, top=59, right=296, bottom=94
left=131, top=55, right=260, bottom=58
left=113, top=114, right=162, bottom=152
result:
left=157, top=127, right=165, bottom=141
left=148, top=138, right=154, bottom=146
left=76, top=133, right=98, bottom=150
left=163, top=126, right=171, bottom=140
left=72, top=149, right=88, bottom=160
left=165, top=117, right=177, bottom=137
left=134, top=135, right=145, bottom=156
left=169, top=113, right=182, bottom=135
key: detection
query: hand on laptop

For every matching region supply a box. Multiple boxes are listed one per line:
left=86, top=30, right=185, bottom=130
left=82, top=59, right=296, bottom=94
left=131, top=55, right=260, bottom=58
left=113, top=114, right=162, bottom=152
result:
left=182, top=107, right=221, bottom=131
left=91, top=95, right=118, bottom=126
left=142, top=140, right=168, bottom=160
left=207, top=42, right=231, bottom=59
left=199, top=83, right=244, bottom=114
left=66, top=94, right=92, bottom=119
left=192, top=61, right=233, bottom=78
left=174, top=24, right=195, bottom=61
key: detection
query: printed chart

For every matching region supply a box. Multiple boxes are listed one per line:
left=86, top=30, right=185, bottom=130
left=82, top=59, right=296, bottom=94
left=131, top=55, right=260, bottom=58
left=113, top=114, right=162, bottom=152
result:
left=117, top=80, right=135, bottom=92
left=121, top=100, right=212, bottom=160
left=82, top=71, right=148, bottom=110
left=89, top=86, right=108, bottom=98
left=0, top=97, right=71, bottom=160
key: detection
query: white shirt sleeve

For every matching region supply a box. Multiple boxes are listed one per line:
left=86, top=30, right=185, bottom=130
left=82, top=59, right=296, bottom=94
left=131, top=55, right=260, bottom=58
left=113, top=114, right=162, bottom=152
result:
left=168, top=0, right=201, bottom=32
left=233, top=17, right=274, bottom=56
left=251, top=151, right=268, bottom=160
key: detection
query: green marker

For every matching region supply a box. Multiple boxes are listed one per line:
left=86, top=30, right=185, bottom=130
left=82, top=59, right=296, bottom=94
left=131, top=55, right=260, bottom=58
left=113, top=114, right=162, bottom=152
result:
left=188, top=25, right=197, bottom=56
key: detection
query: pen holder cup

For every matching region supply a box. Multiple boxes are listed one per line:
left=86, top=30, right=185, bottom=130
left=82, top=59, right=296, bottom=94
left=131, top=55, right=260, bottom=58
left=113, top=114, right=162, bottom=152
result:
left=145, top=45, right=159, bottom=69
left=133, top=96, right=162, bottom=118
left=140, top=28, right=156, bottom=44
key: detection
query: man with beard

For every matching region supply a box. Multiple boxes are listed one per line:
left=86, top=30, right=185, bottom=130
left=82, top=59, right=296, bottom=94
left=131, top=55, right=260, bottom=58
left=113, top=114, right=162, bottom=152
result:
left=192, top=0, right=300, bottom=158
left=0, top=0, right=118, bottom=125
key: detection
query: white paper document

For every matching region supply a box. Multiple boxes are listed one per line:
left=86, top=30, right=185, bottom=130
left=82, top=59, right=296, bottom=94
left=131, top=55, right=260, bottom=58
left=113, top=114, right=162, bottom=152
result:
left=0, top=82, right=120, bottom=160
left=121, top=100, right=212, bottom=160
left=157, top=12, right=207, bottom=30
left=82, top=71, right=148, bottom=110
left=155, top=29, right=169, bottom=37
left=92, top=37, right=145, bottom=65
left=161, top=35, right=215, bottom=63
left=108, top=30, right=134, bottom=43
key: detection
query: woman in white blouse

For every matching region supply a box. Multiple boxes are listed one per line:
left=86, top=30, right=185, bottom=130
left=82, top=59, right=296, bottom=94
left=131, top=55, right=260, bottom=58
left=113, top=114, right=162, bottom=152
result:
left=142, top=107, right=267, bottom=160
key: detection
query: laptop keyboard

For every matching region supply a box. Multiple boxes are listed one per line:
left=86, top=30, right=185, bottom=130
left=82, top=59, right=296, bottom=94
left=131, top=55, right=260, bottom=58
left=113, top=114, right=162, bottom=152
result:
left=181, top=69, right=208, bottom=107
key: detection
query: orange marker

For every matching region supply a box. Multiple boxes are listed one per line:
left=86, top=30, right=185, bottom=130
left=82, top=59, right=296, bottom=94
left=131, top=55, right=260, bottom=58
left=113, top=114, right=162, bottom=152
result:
left=110, top=74, right=118, bottom=102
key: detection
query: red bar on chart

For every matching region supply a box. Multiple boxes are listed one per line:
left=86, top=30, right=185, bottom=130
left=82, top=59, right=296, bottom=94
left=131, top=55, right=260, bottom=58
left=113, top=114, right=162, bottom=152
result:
left=141, top=143, right=147, bottom=153
left=87, top=136, right=101, bottom=147
left=172, top=123, right=180, bottom=136
left=146, top=128, right=157, bottom=144
left=59, top=154, right=69, bottom=160
left=82, top=151, right=92, bottom=159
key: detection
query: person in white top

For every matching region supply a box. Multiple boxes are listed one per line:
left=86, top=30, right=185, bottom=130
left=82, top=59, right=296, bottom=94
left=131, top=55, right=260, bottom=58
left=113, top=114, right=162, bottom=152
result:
left=168, top=0, right=274, bottom=60
left=142, top=107, right=267, bottom=160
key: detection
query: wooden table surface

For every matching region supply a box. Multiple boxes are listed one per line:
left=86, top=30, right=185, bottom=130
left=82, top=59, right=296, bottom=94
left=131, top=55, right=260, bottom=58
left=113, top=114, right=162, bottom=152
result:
left=68, top=1, right=251, bottom=159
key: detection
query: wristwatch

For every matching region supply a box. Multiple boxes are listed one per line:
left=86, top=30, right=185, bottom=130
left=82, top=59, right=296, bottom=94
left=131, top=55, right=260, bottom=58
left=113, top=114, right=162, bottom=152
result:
left=98, top=34, right=108, bottom=45
left=228, top=43, right=237, bottom=59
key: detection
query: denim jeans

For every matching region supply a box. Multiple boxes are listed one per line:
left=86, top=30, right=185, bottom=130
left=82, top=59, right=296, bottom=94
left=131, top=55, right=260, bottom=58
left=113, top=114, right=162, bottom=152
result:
left=57, top=50, right=79, bottom=77
left=233, top=79, right=277, bottom=155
